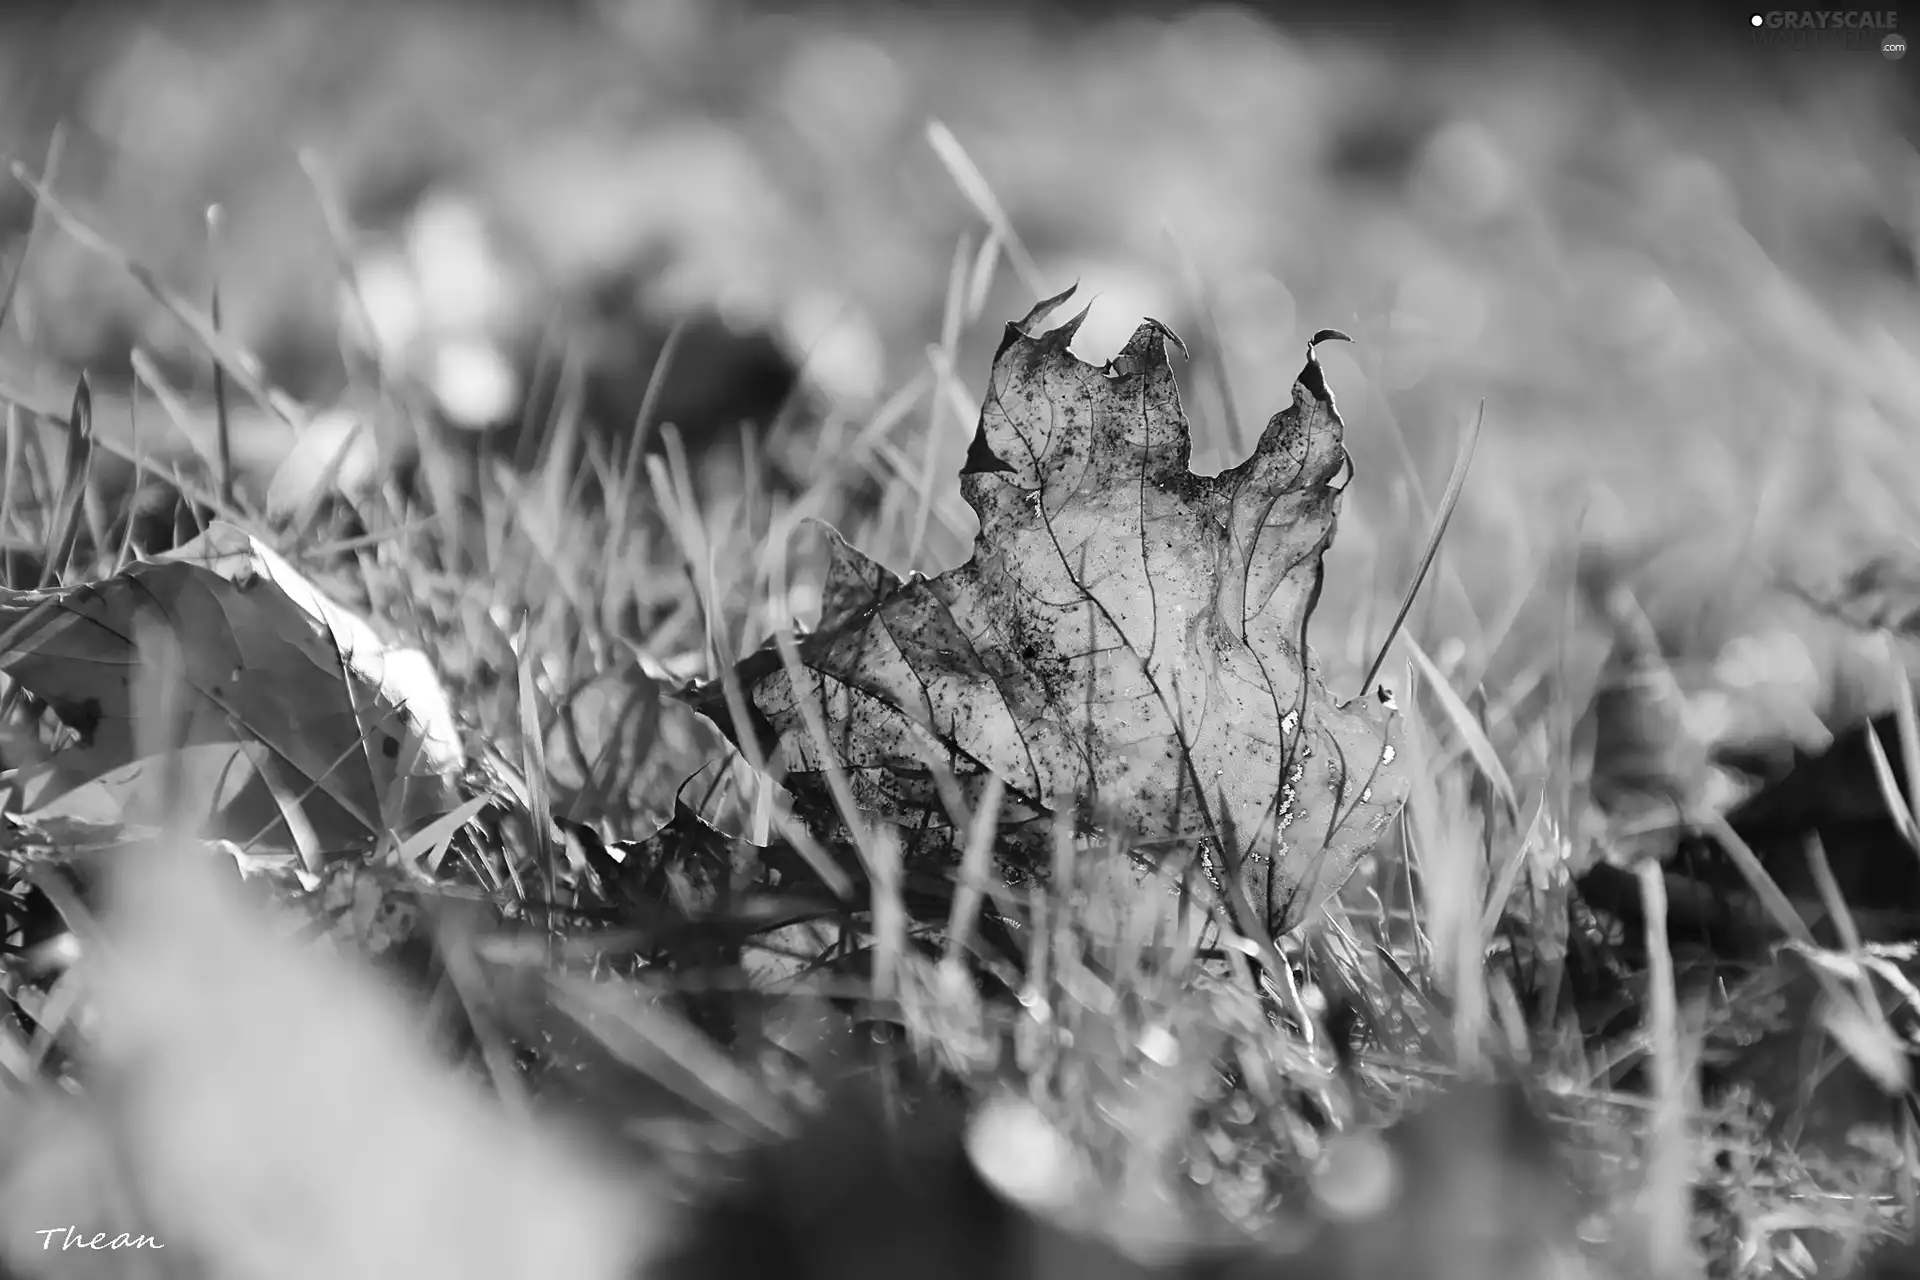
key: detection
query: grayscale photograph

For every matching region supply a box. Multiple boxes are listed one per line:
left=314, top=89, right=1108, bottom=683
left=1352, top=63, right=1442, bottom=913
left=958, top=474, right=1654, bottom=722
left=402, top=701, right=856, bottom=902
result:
left=0, top=1, right=1913, bottom=1276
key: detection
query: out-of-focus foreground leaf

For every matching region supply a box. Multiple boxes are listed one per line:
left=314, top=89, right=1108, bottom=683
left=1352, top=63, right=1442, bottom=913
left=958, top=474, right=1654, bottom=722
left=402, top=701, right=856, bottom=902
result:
left=690, top=288, right=1407, bottom=936
left=0, top=521, right=464, bottom=860
left=0, top=839, right=658, bottom=1280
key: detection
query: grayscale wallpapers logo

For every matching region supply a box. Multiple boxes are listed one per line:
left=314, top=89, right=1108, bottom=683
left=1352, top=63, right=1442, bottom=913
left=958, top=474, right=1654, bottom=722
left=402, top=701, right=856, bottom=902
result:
left=1747, top=10, right=1905, bottom=52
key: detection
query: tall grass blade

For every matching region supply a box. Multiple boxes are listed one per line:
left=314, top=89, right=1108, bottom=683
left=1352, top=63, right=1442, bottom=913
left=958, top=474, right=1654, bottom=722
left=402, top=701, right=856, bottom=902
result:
left=1360, top=402, right=1483, bottom=696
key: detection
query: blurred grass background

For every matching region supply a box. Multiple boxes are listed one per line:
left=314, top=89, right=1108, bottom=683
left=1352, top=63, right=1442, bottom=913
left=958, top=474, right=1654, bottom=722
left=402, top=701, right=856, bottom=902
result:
left=1, top=0, right=1914, bottom=717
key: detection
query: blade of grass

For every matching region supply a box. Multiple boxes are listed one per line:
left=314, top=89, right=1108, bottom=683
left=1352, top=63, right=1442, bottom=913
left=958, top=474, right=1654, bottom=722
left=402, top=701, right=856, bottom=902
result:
left=538, top=345, right=587, bottom=516
left=1697, top=813, right=1817, bottom=946
left=1789, top=938, right=1910, bottom=1096
left=288, top=415, right=377, bottom=544
left=229, top=716, right=401, bottom=857
left=247, top=746, right=328, bottom=876
left=297, top=149, right=388, bottom=392
left=547, top=972, right=790, bottom=1142
left=867, top=825, right=907, bottom=1004
left=769, top=607, right=886, bottom=887
left=771, top=366, right=930, bottom=540
left=1635, top=858, right=1698, bottom=1279
left=925, top=121, right=1045, bottom=300
left=1, top=403, right=21, bottom=566
left=22, top=965, right=83, bottom=1077
left=1806, top=833, right=1870, bottom=959
left=944, top=774, right=1006, bottom=967
left=964, top=225, right=1003, bottom=322
left=1163, top=226, right=1247, bottom=455
left=1478, top=791, right=1546, bottom=941
left=907, top=236, right=973, bottom=571
left=127, top=348, right=228, bottom=498
left=1352, top=337, right=1488, bottom=652
left=1802, top=833, right=1905, bottom=1094
left=38, top=375, right=91, bottom=587
left=1456, top=547, right=1552, bottom=698
left=9, top=162, right=307, bottom=430
left=1403, top=629, right=1520, bottom=824
left=706, top=636, right=854, bottom=901
left=1884, top=633, right=1920, bottom=842
left=871, top=433, right=974, bottom=550
left=645, top=432, right=723, bottom=676
left=1359, top=401, right=1483, bottom=696
left=397, top=793, right=496, bottom=873
left=0, top=124, right=63, bottom=341
left=1861, top=717, right=1920, bottom=853
left=111, top=384, right=144, bottom=571
left=435, top=923, right=532, bottom=1119
left=1487, top=966, right=1532, bottom=1063
left=621, top=319, right=685, bottom=499
left=0, top=377, right=228, bottom=522
left=516, top=624, right=557, bottom=937
left=207, top=203, right=233, bottom=508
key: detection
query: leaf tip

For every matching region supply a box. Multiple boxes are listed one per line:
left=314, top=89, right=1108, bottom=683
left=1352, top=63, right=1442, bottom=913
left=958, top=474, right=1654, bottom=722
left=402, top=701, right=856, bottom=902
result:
left=1153, top=318, right=1189, bottom=362
left=1051, top=301, right=1094, bottom=350
left=815, top=519, right=901, bottom=624
left=1296, top=329, right=1353, bottom=407
left=1013, top=283, right=1081, bottom=339
left=1112, top=318, right=1187, bottom=373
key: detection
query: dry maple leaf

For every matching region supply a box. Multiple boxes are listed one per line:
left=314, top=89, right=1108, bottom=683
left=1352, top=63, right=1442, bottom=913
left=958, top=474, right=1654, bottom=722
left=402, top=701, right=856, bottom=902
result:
left=690, top=288, right=1407, bottom=936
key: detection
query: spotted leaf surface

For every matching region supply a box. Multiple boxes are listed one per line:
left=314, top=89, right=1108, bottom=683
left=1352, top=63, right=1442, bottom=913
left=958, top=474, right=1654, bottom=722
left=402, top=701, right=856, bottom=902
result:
left=691, top=288, right=1406, bottom=935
